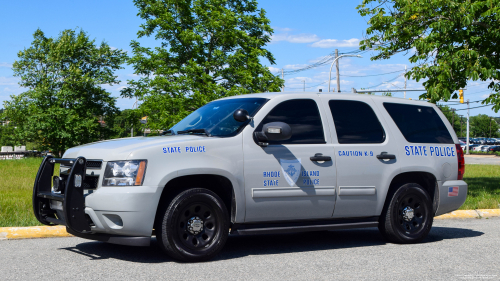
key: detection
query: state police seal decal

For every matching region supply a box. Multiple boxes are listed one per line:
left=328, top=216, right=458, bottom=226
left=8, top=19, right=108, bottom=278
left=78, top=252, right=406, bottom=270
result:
left=280, top=158, right=301, bottom=186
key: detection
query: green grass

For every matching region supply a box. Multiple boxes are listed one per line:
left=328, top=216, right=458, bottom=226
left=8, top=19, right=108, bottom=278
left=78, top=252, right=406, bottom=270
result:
left=468, top=151, right=500, bottom=156
left=460, top=164, right=500, bottom=210
left=0, top=159, right=499, bottom=227
left=0, top=158, right=44, bottom=227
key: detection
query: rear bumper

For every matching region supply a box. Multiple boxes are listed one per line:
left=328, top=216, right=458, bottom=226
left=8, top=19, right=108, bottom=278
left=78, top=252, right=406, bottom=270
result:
left=435, top=180, right=468, bottom=216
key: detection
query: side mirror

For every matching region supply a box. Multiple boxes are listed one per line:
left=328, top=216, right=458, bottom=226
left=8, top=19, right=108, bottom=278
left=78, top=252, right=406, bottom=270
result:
left=263, top=122, right=292, bottom=141
left=255, top=122, right=292, bottom=146
left=233, top=109, right=251, bottom=122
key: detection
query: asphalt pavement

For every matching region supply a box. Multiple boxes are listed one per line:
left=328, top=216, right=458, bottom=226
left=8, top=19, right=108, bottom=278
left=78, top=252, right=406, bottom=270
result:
left=465, top=155, right=500, bottom=165
left=1, top=217, right=499, bottom=280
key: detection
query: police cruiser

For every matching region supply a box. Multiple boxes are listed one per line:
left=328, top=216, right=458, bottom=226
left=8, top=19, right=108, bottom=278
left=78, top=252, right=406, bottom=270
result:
left=33, top=92, right=467, bottom=262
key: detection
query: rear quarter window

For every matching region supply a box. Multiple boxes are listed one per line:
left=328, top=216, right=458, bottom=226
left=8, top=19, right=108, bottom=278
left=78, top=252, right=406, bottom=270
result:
left=383, top=103, right=453, bottom=144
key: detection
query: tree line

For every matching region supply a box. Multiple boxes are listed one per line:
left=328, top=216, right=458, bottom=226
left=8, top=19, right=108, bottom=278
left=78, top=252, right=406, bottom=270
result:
left=439, top=105, right=500, bottom=138
left=2, top=0, right=500, bottom=155
left=0, top=0, right=281, bottom=156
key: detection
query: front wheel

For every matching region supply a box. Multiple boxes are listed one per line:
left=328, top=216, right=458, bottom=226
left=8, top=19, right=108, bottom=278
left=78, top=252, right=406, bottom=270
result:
left=157, top=188, right=229, bottom=262
left=379, top=183, right=433, bottom=244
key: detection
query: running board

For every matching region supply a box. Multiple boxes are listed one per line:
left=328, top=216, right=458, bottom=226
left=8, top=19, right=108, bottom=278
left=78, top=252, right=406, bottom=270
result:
left=232, top=218, right=379, bottom=235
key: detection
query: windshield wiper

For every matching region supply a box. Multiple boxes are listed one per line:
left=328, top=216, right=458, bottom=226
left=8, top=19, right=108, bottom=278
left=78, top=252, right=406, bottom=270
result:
left=176, top=129, right=211, bottom=137
left=161, top=130, right=175, bottom=136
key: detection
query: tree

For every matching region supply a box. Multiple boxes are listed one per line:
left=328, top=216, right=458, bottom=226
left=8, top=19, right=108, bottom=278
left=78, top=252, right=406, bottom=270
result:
left=470, top=114, right=500, bottom=138
left=437, top=105, right=461, bottom=136
left=4, top=29, right=127, bottom=156
left=122, top=0, right=283, bottom=131
left=357, top=1, right=500, bottom=111
left=0, top=122, right=17, bottom=147
left=109, top=109, right=144, bottom=139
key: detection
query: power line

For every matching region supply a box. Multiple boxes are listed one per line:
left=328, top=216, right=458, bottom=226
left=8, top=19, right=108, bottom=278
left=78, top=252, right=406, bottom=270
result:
left=285, top=69, right=407, bottom=89
left=286, top=80, right=327, bottom=89
left=280, top=53, right=336, bottom=75
left=465, top=82, right=493, bottom=88
left=467, top=89, right=492, bottom=96
left=455, top=104, right=492, bottom=111
left=359, top=73, right=403, bottom=90
left=274, top=48, right=376, bottom=76
left=341, top=69, right=405, bottom=77
left=340, top=48, right=374, bottom=55
left=441, top=101, right=480, bottom=105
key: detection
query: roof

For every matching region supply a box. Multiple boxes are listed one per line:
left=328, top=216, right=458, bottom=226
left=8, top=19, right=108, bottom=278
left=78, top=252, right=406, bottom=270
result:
left=219, top=91, right=433, bottom=106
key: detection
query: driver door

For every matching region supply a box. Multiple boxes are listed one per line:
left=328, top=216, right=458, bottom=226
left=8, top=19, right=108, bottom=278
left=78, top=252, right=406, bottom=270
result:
left=242, top=97, right=337, bottom=223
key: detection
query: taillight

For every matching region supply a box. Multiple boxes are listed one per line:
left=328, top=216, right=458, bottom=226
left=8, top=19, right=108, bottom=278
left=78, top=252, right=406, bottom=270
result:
left=455, top=144, right=465, bottom=180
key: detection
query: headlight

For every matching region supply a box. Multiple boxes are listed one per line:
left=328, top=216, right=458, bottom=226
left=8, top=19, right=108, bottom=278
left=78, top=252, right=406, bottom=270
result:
left=103, top=160, right=147, bottom=186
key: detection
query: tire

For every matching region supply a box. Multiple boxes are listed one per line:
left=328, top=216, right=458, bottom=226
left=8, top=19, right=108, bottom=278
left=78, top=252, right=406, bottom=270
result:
left=379, top=183, right=433, bottom=244
left=157, top=188, right=229, bottom=262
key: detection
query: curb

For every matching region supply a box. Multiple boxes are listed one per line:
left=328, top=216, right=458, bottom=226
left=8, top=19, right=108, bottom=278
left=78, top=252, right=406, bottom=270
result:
left=0, top=226, right=71, bottom=240
left=434, top=209, right=500, bottom=219
left=1, top=210, right=500, bottom=240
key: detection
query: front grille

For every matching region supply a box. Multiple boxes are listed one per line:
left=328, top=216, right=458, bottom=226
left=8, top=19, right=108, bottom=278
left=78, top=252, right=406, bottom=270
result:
left=86, top=160, right=103, bottom=169
left=83, top=175, right=99, bottom=189
left=61, top=159, right=102, bottom=169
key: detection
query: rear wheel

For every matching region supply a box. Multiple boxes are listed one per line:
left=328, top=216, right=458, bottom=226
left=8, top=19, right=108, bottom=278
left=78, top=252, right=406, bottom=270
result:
left=379, top=183, right=433, bottom=243
left=157, top=188, right=229, bottom=262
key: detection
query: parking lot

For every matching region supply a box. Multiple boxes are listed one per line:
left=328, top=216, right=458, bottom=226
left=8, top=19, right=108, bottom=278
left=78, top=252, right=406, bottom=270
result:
left=465, top=155, right=500, bottom=165
left=1, top=217, right=499, bottom=280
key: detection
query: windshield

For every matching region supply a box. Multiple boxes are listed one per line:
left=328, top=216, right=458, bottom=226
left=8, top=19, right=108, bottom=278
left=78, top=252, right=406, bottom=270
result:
left=170, top=98, right=268, bottom=137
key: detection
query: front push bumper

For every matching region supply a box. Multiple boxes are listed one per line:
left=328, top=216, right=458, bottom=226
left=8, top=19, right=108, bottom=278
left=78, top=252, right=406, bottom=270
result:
left=33, top=156, right=150, bottom=246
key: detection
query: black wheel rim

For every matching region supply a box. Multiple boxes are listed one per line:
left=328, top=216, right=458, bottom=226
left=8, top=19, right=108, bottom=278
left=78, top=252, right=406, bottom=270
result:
left=395, top=192, right=429, bottom=236
left=175, top=202, right=219, bottom=251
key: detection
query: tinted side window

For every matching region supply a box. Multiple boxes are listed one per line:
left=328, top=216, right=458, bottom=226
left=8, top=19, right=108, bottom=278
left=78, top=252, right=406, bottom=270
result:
left=257, top=99, right=325, bottom=144
left=329, top=100, right=385, bottom=144
left=383, top=103, right=453, bottom=144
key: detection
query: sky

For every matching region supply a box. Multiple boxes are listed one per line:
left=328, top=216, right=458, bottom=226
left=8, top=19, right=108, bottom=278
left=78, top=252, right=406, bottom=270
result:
left=0, top=0, right=497, bottom=118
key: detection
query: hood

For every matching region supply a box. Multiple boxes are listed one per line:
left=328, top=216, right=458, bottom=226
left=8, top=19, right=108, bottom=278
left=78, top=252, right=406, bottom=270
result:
left=63, top=135, right=203, bottom=160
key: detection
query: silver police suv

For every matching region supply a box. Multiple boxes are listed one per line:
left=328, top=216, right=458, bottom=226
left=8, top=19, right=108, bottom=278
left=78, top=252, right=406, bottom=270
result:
left=33, top=92, right=467, bottom=262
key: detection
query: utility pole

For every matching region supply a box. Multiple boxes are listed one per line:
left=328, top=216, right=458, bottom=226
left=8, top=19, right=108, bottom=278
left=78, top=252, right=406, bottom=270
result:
left=466, top=99, right=470, bottom=155
left=303, top=80, right=305, bottom=92
left=328, top=54, right=362, bottom=92
left=131, top=98, right=138, bottom=138
left=404, top=65, right=407, bottom=99
left=335, top=49, right=340, bottom=92
left=490, top=118, right=493, bottom=138
left=459, top=115, right=463, bottom=137
left=451, top=108, right=456, bottom=133
left=281, top=68, right=284, bottom=92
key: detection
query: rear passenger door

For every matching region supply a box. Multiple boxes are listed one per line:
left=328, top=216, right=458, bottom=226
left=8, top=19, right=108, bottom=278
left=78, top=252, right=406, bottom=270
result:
left=321, top=96, right=401, bottom=218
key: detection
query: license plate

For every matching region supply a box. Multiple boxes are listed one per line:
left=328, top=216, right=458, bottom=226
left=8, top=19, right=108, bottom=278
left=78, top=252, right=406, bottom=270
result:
left=50, top=200, right=63, bottom=211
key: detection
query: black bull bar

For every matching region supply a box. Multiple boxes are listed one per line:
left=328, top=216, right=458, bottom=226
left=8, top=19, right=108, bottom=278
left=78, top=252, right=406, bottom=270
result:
left=32, top=155, right=91, bottom=234
left=33, top=155, right=151, bottom=246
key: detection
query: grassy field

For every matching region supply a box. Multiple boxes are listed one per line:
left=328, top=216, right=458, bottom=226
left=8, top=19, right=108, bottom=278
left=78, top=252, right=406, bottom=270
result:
left=0, top=158, right=499, bottom=227
left=460, top=164, right=500, bottom=210
left=0, top=158, right=45, bottom=227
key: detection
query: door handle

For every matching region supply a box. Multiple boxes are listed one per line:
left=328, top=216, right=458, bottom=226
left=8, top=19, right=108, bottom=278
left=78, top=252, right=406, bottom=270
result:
left=376, top=152, right=396, bottom=160
left=310, top=153, right=332, bottom=162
